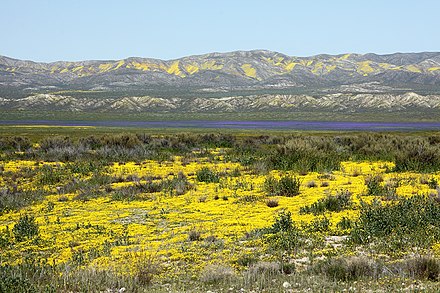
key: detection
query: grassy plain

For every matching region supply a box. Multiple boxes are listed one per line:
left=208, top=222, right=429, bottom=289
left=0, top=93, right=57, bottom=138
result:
left=1, top=129, right=440, bottom=292
left=1, top=109, right=440, bottom=122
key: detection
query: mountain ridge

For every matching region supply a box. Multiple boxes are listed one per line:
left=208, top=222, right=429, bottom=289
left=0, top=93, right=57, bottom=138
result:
left=2, top=50, right=440, bottom=100
left=2, top=92, right=440, bottom=113
left=2, top=50, right=440, bottom=116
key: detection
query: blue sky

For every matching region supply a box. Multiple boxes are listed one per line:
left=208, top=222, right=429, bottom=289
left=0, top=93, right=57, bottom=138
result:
left=1, top=0, right=439, bottom=62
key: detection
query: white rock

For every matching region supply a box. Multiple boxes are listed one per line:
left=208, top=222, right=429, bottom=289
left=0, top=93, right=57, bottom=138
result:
left=283, top=281, right=291, bottom=288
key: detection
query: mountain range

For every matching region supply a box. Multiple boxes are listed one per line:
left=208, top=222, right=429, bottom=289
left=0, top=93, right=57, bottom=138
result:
left=1, top=50, right=440, bottom=114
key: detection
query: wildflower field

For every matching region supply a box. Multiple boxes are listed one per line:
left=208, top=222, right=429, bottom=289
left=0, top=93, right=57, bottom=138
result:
left=1, top=129, right=440, bottom=292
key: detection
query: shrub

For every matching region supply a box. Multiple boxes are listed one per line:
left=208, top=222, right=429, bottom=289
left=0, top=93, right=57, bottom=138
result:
left=0, top=262, right=52, bottom=292
left=405, top=256, right=440, bottom=281
left=38, top=164, right=66, bottom=185
left=111, top=186, right=142, bottom=201
left=365, top=174, right=383, bottom=196
left=428, top=177, right=439, bottom=189
left=235, top=254, right=259, bottom=267
left=137, top=180, right=164, bottom=194
left=265, top=198, right=279, bottom=208
left=162, top=172, right=193, bottom=195
left=306, top=180, right=317, bottom=188
left=101, top=133, right=142, bottom=149
left=40, top=136, right=73, bottom=151
left=337, top=216, right=353, bottom=231
left=200, top=264, right=235, bottom=284
left=198, top=195, right=207, bottom=202
left=267, top=137, right=345, bottom=172
left=196, top=167, right=220, bottom=183
left=78, top=135, right=103, bottom=149
left=264, top=174, right=300, bottom=197
left=305, top=216, right=331, bottom=233
left=135, top=254, right=160, bottom=285
left=237, top=194, right=260, bottom=203
left=0, top=227, right=12, bottom=248
left=245, top=261, right=281, bottom=284
left=350, top=195, right=440, bottom=248
left=188, top=229, right=202, bottom=241
left=13, top=214, right=39, bottom=242
left=277, top=175, right=301, bottom=196
left=0, top=188, right=46, bottom=214
left=300, top=190, right=351, bottom=215
left=261, top=211, right=302, bottom=258
left=0, top=136, right=31, bottom=151
left=394, top=141, right=440, bottom=172
left=270, top=210, right=294, bottom=233
left=314, top=256, right=377, bottom=281
left=281, top=262, right=295, bottom=274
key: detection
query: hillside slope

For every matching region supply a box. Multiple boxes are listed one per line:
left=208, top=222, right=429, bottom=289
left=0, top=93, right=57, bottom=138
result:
left=1, top=51, right=440, bottom=99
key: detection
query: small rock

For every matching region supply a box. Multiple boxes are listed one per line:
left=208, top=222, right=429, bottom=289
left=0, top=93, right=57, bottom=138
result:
left=283, top=281, right=291, bottom=289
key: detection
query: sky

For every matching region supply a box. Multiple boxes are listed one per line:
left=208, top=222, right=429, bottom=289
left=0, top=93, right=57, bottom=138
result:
left=1, top=0, right=439, bottom=62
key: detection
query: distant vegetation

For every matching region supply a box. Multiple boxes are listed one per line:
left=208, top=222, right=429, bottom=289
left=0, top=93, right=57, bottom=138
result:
left=2, top=132, right=440, bottom=172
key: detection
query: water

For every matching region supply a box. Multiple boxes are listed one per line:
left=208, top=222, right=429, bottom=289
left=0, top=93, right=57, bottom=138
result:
left=1, top=120, right=440, bottom=131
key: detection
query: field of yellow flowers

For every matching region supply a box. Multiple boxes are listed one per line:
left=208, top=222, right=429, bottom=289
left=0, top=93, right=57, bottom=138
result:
left=1, top=131, right=440, bottom=292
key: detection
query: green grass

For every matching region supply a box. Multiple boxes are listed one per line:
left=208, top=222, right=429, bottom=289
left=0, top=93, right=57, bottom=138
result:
left=1, top=109, right=440, bottom=122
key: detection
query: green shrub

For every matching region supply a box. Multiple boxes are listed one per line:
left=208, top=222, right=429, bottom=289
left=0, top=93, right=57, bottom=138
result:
left=350, top=196, right=440, bottom=248
left=163, top=172, right=193, bottom=195
left=37, top=164, right=67, bottom=186
left=111, top=186, right=142, bottom=201
left=0, top=136, right=31, bottom=152
left=300, top=190, right=351, bottom=215
left=264, top=174, right=300, bottom=197
left=234, top=254, right=259, bottom=267
left=267, top=137, right=345, bottom=172
left=101, top=133, right=142, bottom=149
left=394, top=141, right=440, bottom=173
left=365, top=174, right=383, bottom=196
left=314, top=256, right=376, bottom=281
left=0, top=227, right=12, bottom=248
left=65, top=161, right=106, bottom=175
left=196, top=167, right=220, bottom=183
left=261, top=211, right=302, bottom=258
left=40, top=136, right=73, bottom=151
left=428, top=177, right=439, bottom=189
left=304, top=216, right=331, bottom=233
left=337, top=216, right=353, bottom=231
left=138, top=180, right=164, bottom=193
left=13, top=214, right=39, bottom=242
left=270, top=211, right=294, bottom=233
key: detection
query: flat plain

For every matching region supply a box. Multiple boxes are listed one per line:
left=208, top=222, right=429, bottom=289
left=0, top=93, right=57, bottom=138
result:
left=1, top=127, right=440, bottom=292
